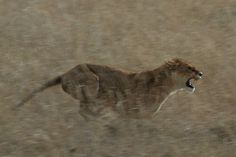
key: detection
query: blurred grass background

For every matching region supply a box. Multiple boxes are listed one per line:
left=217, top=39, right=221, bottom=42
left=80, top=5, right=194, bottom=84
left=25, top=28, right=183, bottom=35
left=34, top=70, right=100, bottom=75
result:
left=0, top=0, right=236, bottom=156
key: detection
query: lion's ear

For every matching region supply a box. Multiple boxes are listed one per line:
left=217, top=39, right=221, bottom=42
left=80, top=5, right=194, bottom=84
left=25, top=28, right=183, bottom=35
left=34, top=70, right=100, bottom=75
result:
left=172, top=58, right=183, bottom=63
left=165, top=60, right=176, bottom=70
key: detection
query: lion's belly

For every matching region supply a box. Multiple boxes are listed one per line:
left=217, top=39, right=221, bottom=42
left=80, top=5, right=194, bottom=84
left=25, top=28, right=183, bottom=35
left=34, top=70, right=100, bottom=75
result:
left=83, top=88, right=158, bottom=119
left=92, top=97, right=156, bottom=119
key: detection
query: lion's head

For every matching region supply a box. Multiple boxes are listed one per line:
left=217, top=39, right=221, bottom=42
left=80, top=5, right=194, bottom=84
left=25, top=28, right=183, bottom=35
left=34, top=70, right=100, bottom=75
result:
left=166, top=58, right=203, bottom=92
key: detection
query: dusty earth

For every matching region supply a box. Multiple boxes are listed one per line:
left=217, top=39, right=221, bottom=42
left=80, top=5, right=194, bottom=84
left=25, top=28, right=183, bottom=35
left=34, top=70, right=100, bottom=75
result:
left=0, top=0, right=236, bottom=157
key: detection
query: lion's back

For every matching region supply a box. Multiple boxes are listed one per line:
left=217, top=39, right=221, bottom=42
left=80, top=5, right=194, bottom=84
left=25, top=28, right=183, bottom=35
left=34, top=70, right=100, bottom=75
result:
left=86, top=64, right=132, bottom=90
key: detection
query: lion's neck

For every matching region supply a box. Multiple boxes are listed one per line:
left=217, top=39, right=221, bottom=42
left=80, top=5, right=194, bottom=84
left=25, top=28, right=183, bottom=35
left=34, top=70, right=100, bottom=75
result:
left=127, top=67, right=181, bottom=117
left=131, top=65, right=179, bottom=100
left=148, top=67, right=179, bottom=109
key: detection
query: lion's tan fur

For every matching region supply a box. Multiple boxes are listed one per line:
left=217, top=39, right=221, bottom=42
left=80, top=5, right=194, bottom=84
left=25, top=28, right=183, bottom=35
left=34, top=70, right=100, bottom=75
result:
left=17, top=58, right=202, bottom=119
left=60, top=58, right=202, bottom=119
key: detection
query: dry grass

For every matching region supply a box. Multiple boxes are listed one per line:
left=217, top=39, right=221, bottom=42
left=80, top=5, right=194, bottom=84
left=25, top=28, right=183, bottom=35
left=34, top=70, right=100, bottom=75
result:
left=0, top=0, right=236, bottom=156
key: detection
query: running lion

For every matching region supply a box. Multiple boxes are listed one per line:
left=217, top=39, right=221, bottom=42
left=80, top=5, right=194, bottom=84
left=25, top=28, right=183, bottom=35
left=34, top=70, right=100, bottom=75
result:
left=16, top=58, right=203, bottom=119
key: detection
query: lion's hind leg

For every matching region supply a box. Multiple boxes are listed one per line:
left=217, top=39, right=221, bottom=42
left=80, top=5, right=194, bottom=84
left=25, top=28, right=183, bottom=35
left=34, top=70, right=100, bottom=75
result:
left=78, top=101, right=95, bottom=121
left=78, top=99, right=104, bottom=121
left=61, top=64, right=100, bottom=101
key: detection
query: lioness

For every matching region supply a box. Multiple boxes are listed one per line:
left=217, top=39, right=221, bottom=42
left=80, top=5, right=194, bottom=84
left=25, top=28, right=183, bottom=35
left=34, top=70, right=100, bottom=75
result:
left=16, top=58, right=203, bottom=119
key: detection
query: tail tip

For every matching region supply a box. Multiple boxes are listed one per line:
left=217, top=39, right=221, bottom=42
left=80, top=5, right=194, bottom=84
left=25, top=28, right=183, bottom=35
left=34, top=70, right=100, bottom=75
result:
left=12, top=102, right=24, bottom=110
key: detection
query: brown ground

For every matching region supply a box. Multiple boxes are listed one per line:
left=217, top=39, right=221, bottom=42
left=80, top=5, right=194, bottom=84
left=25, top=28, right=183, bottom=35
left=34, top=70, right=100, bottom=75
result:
left=0, top=0, right=236, bottom=156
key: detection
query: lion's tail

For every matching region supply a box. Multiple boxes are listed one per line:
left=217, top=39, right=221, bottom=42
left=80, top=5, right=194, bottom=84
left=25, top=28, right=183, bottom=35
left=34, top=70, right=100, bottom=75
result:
left=15, top=76, right=61, bottom=108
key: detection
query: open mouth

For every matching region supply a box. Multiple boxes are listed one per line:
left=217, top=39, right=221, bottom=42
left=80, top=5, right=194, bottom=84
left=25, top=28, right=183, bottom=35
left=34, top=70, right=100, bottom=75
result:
left=185, top=72, right=202, bottom=91
left=186, top=78, right=195, bottom=89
